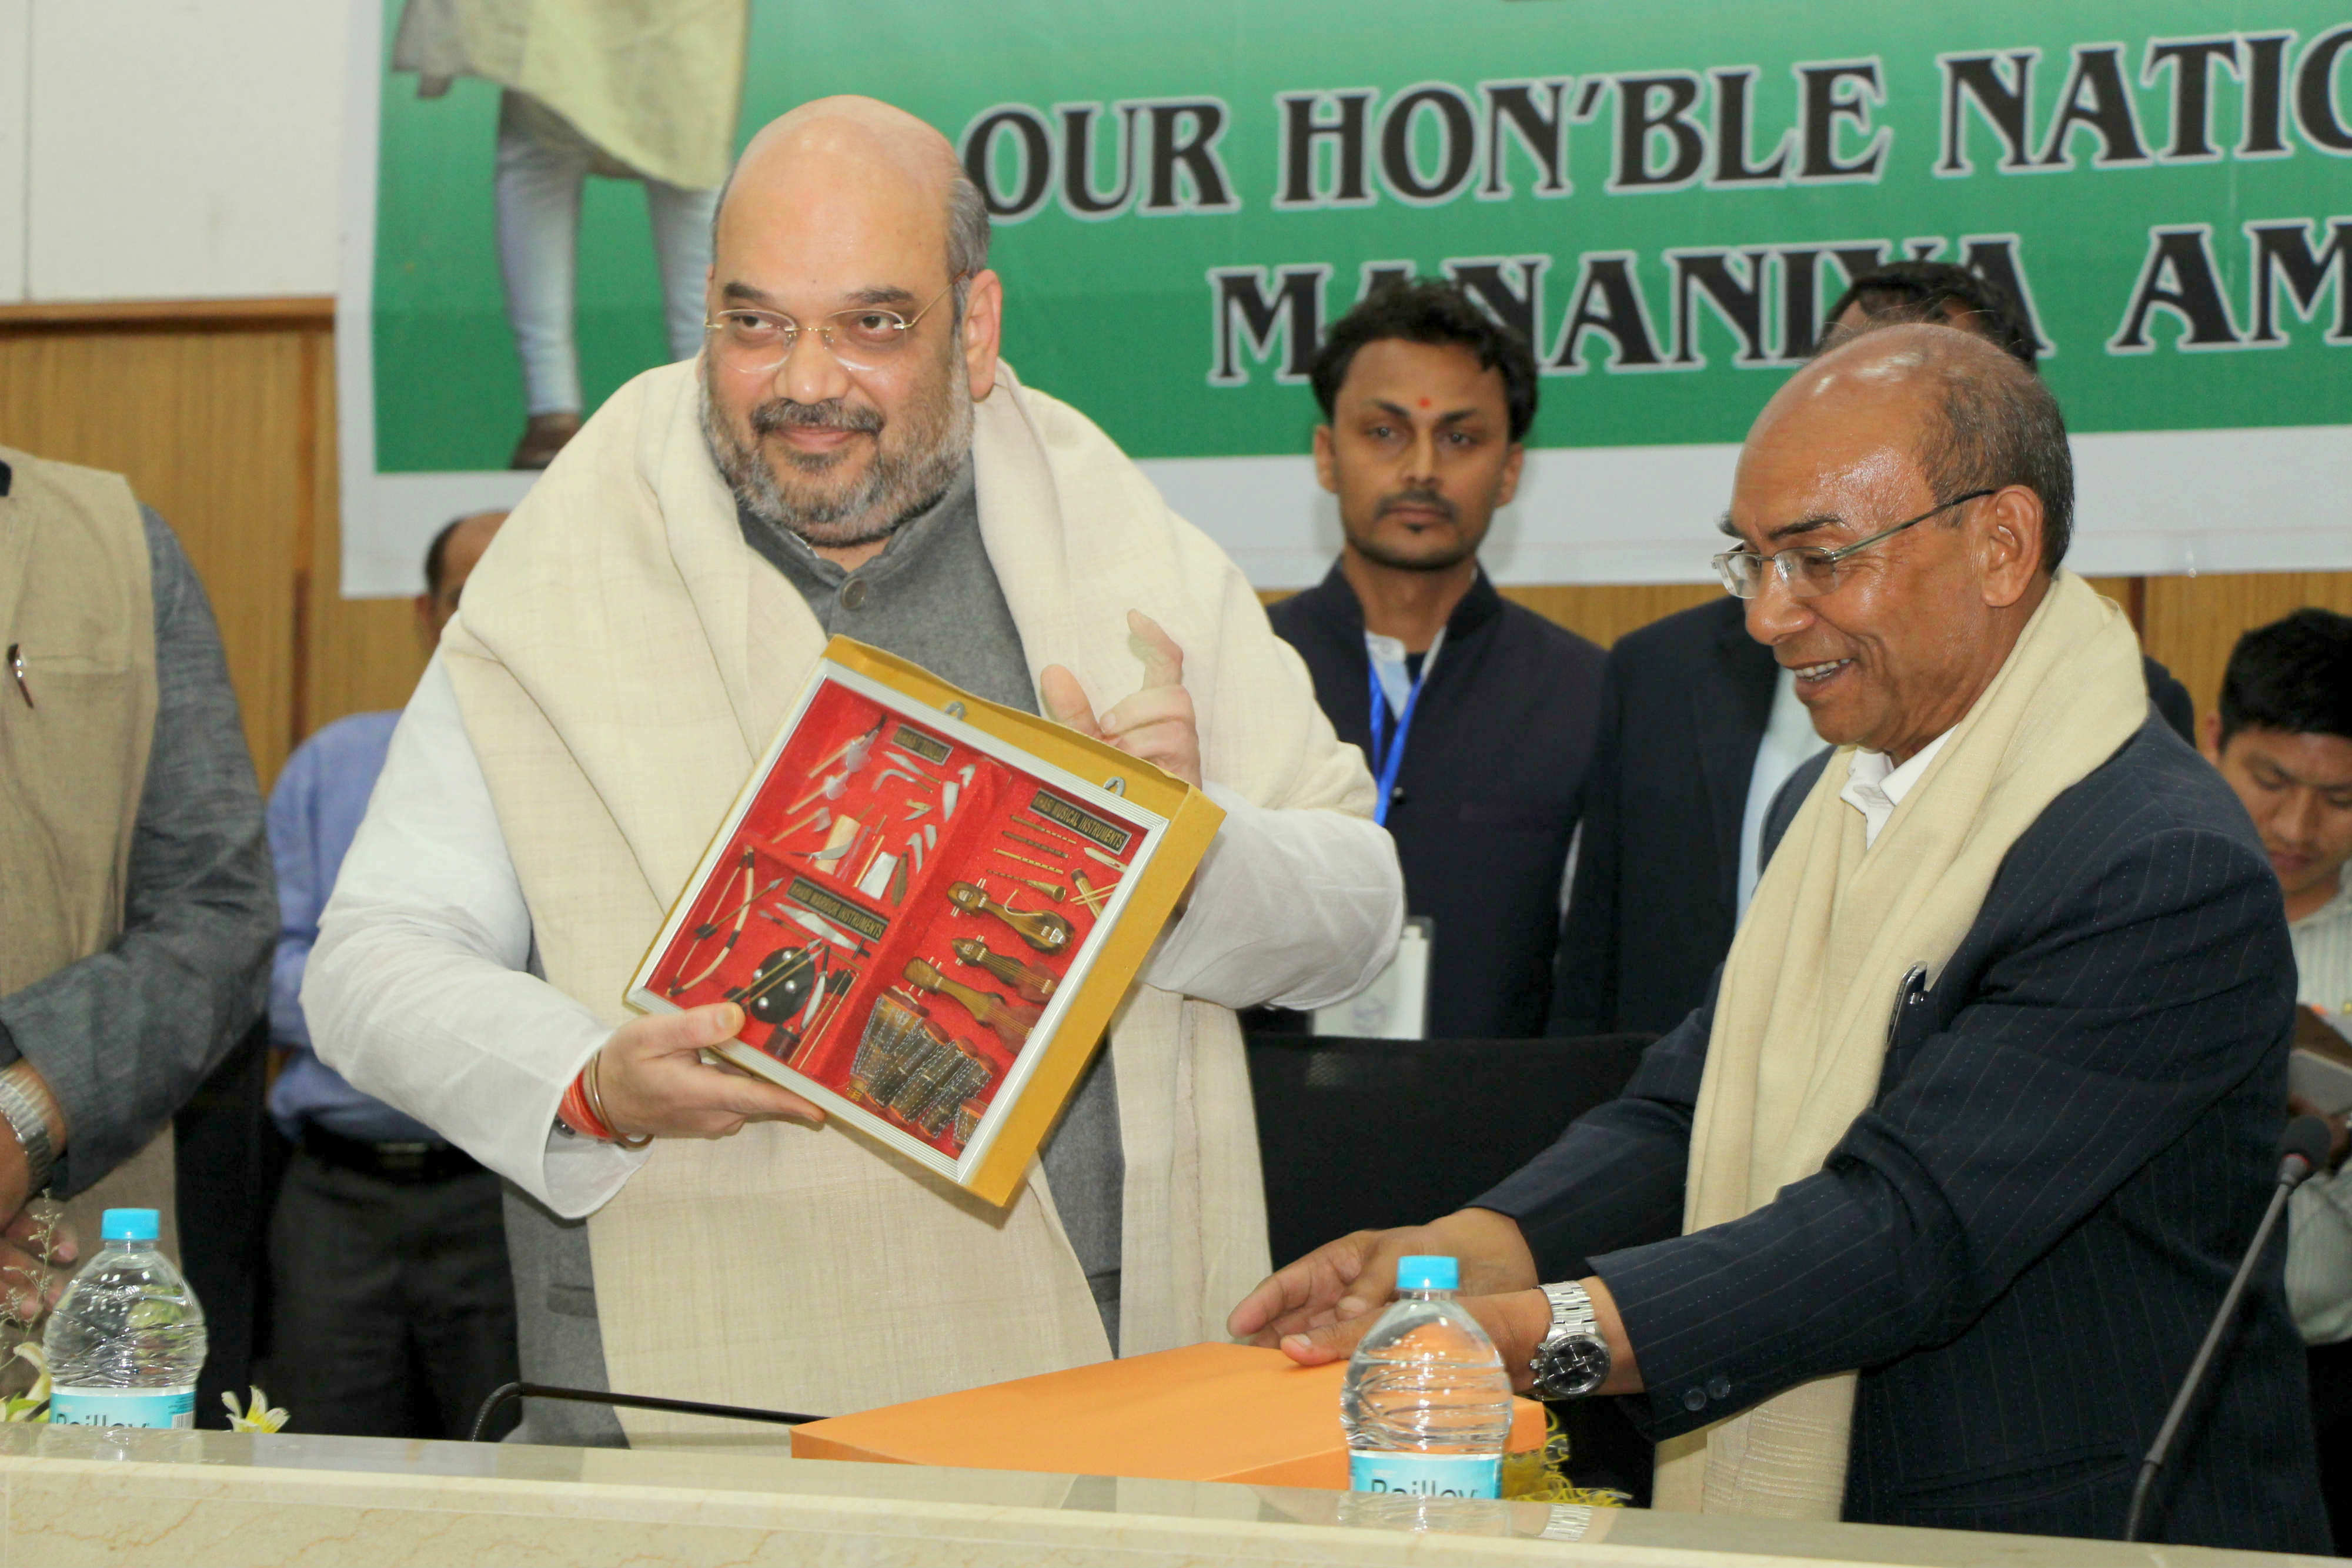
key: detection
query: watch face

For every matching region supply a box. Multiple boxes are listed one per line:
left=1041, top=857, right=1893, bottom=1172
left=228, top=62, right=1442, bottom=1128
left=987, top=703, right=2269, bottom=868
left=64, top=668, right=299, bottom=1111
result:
left=1535, top=1332, right=1610, bottom=1399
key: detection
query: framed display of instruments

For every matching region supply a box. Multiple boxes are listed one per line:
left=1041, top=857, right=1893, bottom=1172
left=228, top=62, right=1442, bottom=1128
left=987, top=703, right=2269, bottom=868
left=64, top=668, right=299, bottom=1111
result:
left=627, top=636, right=1223, bottom=1205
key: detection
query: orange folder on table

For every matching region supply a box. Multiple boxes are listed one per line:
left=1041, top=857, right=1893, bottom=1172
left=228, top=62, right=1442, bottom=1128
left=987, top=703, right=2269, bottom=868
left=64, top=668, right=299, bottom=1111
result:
left=790, top=1341, right=1548, bottom=1490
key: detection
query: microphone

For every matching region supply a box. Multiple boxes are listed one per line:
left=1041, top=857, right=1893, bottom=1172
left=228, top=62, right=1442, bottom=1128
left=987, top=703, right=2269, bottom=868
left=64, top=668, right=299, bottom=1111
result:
left=2281, top=1114, right=2336, bottom=1183
left=469, top=1382, right=826, bottom=1443
left=2122, top=1115, right=2334, bottom=1542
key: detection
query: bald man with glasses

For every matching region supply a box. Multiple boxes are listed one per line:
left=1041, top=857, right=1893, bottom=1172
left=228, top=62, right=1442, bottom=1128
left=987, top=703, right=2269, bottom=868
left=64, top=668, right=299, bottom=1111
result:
left=1235, top=324, right=2324, bottom=1552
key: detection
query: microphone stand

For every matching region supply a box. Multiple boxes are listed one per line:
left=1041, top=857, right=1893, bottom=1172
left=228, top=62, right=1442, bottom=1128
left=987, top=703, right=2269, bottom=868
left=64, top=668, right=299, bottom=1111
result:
left=470, top=1382, right=827, bottom=1443
left=2122, top=1115, right=2333, bottom=1543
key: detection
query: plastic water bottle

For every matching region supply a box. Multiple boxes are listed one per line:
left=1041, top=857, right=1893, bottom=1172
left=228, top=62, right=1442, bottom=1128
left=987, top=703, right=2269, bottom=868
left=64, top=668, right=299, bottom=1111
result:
left=1341, top=1254, right=1513, bottom=1498
left=44, top=1209, right=207, bottom=1429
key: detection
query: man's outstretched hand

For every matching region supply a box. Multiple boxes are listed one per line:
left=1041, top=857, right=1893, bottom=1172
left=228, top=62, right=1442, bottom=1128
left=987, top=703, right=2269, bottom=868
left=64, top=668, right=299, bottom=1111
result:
left=594, top=1002, right=826, bottom=1141
left=1227, top=1209, right=1542, bottom=1353
left=1041, top=611, right=1202, bottom=789
left=1228, top=1211, right=1643, bottom=1396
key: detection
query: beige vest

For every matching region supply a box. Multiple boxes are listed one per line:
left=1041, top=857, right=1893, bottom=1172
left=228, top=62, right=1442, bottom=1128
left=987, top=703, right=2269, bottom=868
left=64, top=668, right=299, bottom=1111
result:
left=0, top=448, right=176, bottom=1252
left=440, top=360, right=1375, bottom=1433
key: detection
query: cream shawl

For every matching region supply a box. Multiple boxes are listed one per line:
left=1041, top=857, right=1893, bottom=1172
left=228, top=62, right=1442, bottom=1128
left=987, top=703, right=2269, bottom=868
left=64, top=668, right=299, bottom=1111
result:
left=439, top=359, right=1374, bottom=1434
left=1651, top=571, right=2147, bottom=1516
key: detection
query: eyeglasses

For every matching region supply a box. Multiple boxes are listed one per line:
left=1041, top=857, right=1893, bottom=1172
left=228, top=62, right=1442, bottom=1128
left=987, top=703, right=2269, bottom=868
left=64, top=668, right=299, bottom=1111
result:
left=1712, top=489, right=1996, bottom=600
left=704, top=278, right=964, bottom=374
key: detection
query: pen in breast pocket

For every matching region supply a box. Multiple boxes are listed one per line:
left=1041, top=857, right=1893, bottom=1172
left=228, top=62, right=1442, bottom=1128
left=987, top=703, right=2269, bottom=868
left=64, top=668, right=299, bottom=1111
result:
left=1887, top=964, right=1927, bottom=1050
left=6, top=644, right=31, bottom=710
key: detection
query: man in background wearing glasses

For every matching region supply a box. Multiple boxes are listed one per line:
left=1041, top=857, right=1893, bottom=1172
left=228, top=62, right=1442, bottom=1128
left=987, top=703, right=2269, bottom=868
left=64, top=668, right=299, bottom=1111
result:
left=303, top=95, right=1401, bottom=1444
left=1234, top=322, right=2323, bottom=1550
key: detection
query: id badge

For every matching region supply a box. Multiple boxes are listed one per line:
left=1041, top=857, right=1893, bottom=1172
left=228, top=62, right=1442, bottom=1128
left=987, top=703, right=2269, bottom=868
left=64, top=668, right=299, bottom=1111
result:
left=1312, top=917, right=1431, bottom=1039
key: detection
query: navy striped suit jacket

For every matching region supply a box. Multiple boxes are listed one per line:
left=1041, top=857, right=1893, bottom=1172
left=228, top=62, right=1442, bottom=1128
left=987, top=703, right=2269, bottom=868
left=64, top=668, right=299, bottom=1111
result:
left=1479, top=711, right=2327, bottom=1550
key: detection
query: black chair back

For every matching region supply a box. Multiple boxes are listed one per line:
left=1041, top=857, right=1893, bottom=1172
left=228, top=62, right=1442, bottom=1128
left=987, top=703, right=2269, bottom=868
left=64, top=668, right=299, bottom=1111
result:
left=1246, top=1032, right=1655, bottom=1270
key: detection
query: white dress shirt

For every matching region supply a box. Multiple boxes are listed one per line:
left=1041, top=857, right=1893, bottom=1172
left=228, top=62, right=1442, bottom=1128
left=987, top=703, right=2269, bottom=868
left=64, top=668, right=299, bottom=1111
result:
left=1838, top=730, right=1954, bottom=849
left=308, top=656, right=1405, bottom=1220
left=1364, top=627, right=1443, bottom=718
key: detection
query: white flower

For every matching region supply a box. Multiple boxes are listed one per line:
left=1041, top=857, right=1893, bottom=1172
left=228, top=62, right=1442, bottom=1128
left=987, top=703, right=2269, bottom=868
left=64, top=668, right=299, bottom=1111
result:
left=221, top=1385, right=289, bottom=1433
left=2, top=1342, right=49, bottom=1422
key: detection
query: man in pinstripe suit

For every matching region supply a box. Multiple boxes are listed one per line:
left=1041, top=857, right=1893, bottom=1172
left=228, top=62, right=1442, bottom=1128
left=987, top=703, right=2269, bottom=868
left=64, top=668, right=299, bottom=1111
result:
left=1235, top=326, right=2327, bottom=1550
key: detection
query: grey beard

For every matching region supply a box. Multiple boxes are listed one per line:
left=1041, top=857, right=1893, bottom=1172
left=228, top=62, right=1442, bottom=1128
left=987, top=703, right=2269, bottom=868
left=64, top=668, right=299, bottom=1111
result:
left=700, top=366, right=973, bottom=549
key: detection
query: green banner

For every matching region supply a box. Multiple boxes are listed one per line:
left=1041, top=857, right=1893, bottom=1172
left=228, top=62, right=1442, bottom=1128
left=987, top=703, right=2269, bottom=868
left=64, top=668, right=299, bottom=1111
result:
left=348, top=1, right=2352, bottom=589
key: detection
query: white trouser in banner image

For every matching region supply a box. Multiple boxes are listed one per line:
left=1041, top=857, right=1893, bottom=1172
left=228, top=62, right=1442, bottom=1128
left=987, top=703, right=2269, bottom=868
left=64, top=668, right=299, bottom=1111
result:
left=493, top=91, right=718, bottom=417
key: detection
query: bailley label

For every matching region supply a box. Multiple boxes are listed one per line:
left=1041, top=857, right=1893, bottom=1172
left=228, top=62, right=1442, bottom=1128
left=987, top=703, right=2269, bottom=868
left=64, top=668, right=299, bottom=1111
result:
left=786, top=877, right=890, bottom=944
left=1030, top=791, right=1132, bottom=855
left=1347, top=1450, right=1501, bottom=1499
left=892, top=724, right=953, bottom=765
left=49, top=1387, right=197, bottom=1430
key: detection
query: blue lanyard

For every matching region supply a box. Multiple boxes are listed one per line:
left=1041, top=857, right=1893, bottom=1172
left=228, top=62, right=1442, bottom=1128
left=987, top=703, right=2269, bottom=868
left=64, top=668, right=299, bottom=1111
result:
left=1367, top=657, right=1426, bottom=828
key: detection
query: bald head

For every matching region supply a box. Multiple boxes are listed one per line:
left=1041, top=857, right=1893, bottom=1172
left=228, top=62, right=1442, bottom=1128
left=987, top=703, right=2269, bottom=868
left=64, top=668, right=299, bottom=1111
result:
left=417, top=509, right=505, bottom=643
left=1762, top=322, right=2071, bottom=571
left=739, top=96, right=962, bottom=194
left=716, top=97, right=989, bottom=299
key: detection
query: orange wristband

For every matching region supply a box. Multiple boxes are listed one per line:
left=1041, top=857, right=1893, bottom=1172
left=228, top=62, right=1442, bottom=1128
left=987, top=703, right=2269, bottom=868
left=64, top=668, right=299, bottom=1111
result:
left=559, top=1072, right=612, bottom=1141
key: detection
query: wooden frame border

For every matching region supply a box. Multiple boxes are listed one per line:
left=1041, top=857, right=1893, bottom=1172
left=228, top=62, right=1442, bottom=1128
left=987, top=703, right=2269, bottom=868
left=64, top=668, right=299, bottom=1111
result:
left=0, top=296, right=335, bottom=332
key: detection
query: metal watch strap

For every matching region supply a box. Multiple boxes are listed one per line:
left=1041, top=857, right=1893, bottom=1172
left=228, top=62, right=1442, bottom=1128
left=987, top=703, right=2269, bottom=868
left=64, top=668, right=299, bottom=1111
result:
left=1541, top=1281, right=1599, bottom=1343
left=1531, top=1279, right=1605, bottom=1398
left=0, top=1066, right=58, bottom=1192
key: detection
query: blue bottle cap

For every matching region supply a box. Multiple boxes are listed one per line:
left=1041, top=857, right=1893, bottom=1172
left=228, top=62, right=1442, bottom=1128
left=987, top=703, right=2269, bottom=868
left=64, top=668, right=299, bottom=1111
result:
left=1395, top=1255, right=1458, bottom=1291
left=101, top=1208, right=159, bottom=1242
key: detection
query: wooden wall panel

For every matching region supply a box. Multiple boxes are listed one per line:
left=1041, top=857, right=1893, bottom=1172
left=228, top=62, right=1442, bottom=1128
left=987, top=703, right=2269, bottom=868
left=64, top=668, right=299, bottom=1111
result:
left=0, top=323, right=309, bottom=782
left=1262, top=581, right=1725, bottom=647
left=1499, top=583, right=1722, bottom=648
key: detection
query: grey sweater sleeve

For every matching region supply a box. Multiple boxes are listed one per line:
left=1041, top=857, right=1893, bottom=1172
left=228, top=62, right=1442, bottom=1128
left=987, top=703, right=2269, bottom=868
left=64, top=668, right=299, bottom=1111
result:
left=0, top=506, right=274, bottom=1195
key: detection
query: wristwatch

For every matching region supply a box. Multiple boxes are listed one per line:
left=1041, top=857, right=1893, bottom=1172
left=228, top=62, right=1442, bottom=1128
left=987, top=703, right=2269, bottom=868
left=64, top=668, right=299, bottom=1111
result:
left=1528, top=1280, right=1612, bottom=1399
left=0, top=1064, right=58, bottom=1193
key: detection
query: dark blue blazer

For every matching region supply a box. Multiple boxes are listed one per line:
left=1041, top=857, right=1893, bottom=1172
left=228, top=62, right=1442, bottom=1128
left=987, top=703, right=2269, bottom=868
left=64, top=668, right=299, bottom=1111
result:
left=1480, top=712, right=2327, bottom=1550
